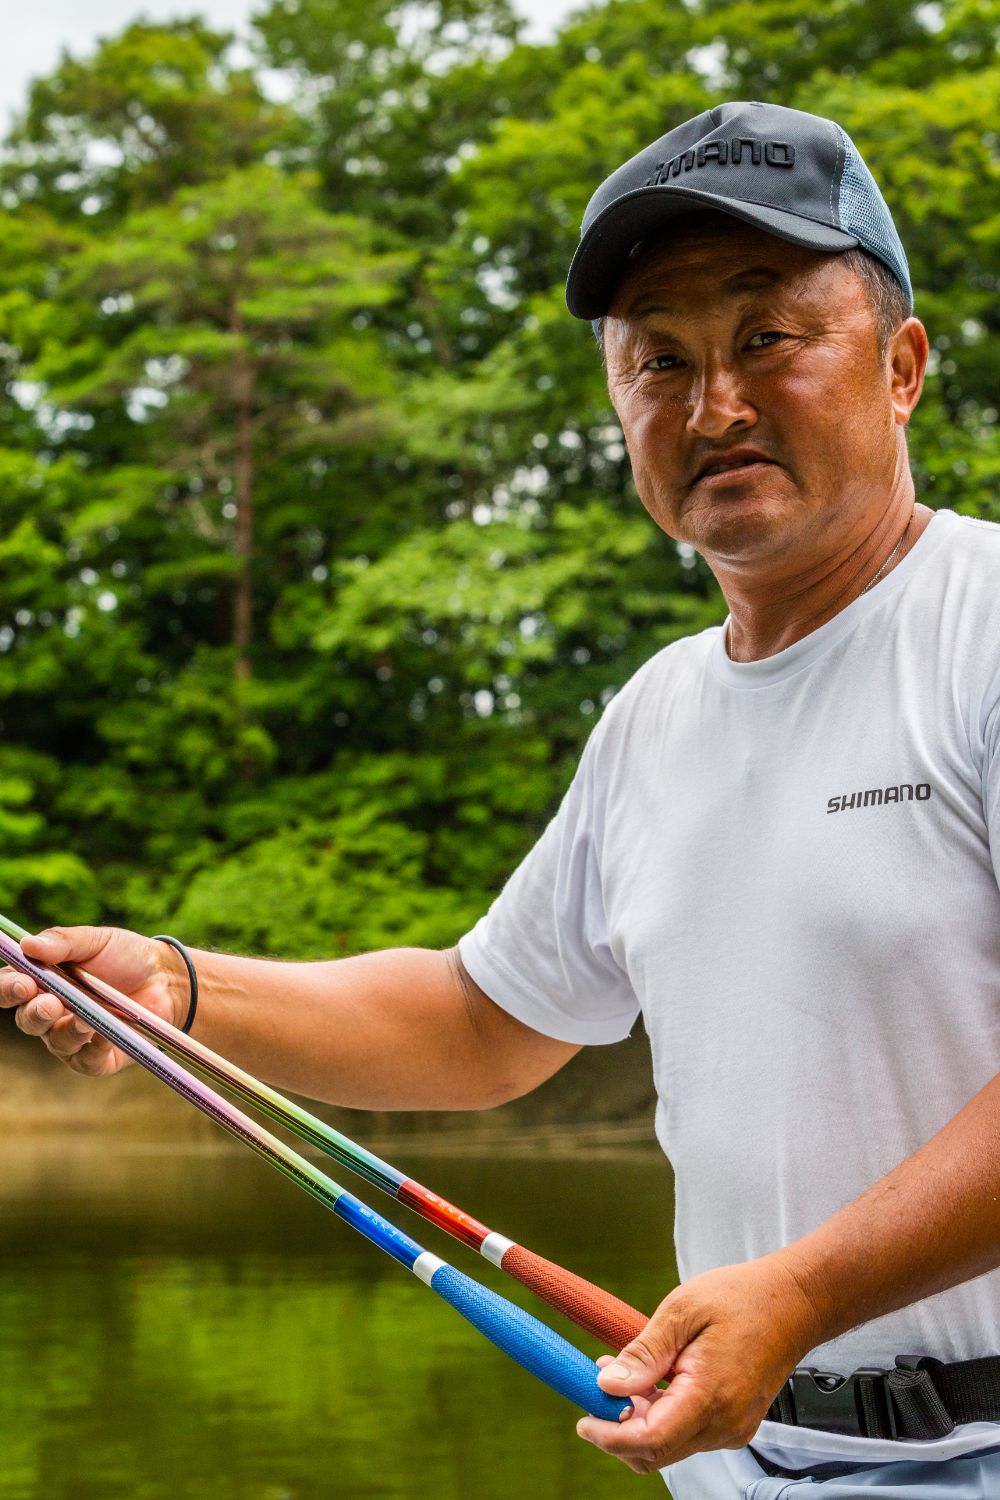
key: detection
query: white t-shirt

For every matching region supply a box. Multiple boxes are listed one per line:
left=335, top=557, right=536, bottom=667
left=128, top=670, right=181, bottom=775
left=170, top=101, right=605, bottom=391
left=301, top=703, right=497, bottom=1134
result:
left=458, top=507, right=1000, bottom=1466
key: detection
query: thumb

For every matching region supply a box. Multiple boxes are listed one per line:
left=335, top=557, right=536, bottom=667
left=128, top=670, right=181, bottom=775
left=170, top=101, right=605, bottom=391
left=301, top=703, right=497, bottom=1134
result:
left=596, top=1302, right=689, bottom=1395
left=21, top=925, right=114, bottom=967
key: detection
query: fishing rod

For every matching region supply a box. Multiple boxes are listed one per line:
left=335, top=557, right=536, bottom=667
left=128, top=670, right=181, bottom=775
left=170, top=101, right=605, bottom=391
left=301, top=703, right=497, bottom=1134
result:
left=0, top=927, right=629, bottom=1424
left=0, top=910, right=647, bottom=1353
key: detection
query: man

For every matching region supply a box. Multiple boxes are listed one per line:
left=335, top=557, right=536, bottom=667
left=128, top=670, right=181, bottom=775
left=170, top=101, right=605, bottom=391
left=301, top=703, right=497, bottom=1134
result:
left=5, top=100, right=1000, bottom=1498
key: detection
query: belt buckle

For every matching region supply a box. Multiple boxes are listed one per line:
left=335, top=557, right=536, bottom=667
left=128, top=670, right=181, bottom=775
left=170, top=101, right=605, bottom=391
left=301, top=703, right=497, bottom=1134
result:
left=788, top=1366, right=896, bottom=1438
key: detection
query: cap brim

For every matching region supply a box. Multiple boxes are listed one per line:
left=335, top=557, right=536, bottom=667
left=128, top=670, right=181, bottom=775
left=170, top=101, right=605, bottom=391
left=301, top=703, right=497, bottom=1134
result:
left=565, top=185, right=859, bottom=319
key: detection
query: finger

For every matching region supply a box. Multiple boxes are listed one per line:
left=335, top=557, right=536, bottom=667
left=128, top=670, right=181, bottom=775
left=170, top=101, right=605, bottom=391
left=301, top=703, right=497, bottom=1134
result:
left=577, top=1390, right=659, bottom=1446
left=15, top=995, right=68, bottom=1036
left=577, top=1412, right=686, bottom=1476
left=596, top=1302, right=692, bottom=1394
left=66, top=1036, right=121, bottom=1077
left=21, top=925, right=114, bottom=968
left=585, top=1426, right=709, bottom=1477
left=578, top=1384, right=710, bottom=1474
left=593, top=1360, right=652, bottom=1421
left=0, top=970, right=39, bottom=1007
left=44, top=1012, right=96, bottom=1058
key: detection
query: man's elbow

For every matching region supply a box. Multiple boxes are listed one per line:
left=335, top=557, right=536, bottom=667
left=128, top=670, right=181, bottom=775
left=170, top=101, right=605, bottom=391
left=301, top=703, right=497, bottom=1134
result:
left=445, top=947, right=582, bottom=1108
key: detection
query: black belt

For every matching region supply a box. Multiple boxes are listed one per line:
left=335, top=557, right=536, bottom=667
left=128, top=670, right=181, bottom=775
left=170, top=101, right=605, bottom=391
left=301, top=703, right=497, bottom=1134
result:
left=767, top=1355, right=1000, bottom=1441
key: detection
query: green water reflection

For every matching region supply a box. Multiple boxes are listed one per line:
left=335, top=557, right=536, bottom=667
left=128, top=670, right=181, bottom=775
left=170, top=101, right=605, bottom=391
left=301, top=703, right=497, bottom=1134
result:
left=0, top=1142, right=676, bottom=1499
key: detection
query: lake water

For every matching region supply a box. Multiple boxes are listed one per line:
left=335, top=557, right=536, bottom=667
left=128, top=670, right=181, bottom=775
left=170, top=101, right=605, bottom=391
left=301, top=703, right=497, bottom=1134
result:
left=0, top=1139, right=676, bottom=1499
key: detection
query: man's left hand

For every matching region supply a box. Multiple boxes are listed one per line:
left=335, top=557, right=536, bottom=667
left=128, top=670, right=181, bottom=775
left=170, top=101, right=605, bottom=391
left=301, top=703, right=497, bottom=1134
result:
left=577, top=1254, right=824, bottom=1475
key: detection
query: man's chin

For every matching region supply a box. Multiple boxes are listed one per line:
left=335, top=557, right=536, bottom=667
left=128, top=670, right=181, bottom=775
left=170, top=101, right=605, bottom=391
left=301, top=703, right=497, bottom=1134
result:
left=679, top=489, right=802, bottom=562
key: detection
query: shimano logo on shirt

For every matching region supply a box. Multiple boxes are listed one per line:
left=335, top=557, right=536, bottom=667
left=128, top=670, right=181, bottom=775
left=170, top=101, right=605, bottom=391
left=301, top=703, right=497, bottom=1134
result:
left=826, top=783, right=932, bottom=814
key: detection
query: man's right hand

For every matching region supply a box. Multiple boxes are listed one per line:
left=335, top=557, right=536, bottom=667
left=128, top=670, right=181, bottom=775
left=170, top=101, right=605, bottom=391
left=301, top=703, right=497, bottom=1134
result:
left=0, top=926, right=187, bottom=1076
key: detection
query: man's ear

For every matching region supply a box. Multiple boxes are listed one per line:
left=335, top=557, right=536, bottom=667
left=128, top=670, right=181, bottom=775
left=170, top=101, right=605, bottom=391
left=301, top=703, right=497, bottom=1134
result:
left=889, top=317, right=929, bottom=426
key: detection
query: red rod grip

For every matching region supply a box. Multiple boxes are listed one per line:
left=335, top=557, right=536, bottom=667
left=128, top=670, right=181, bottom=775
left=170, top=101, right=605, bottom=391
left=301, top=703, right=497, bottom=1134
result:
left=500, top=1243, right=648, bottom=1353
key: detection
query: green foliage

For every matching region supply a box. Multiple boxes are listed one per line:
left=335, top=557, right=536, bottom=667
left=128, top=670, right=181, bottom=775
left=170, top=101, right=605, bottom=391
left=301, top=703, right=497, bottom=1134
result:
left=253, top=0, right=522, bottom=237
left=0, top=0, right=996, bottom=954
left=1, top=19, right=288, bottom=220
left=0, top=746, right=98, bottom=918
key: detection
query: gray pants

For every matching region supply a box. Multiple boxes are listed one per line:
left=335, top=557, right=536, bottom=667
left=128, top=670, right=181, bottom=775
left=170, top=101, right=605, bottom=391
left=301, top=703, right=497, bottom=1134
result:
left=662, top=1442, right=1000, bottom=1498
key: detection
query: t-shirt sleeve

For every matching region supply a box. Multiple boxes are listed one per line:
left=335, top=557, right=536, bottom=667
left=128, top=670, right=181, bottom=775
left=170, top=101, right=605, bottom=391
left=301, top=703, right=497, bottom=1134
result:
left=457, top=725, right=640, bottom=1045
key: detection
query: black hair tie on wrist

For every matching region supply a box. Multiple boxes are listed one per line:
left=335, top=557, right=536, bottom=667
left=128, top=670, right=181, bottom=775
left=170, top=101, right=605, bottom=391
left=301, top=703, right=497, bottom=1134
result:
left=152, top=934, right=199, bottom=1034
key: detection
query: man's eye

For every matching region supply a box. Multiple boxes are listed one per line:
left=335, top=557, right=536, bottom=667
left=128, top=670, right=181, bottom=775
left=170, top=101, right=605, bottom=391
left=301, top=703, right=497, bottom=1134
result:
left=747, top=331, right=787, bottom=348
left=644, top=354, right=681, bottom=370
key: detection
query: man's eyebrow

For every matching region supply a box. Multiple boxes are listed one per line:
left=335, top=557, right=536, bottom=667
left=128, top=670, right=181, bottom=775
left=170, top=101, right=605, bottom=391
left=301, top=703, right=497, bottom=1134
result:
left=723, top=267, right=783, bottom=292
left=624, top=266, right=784, bottom=320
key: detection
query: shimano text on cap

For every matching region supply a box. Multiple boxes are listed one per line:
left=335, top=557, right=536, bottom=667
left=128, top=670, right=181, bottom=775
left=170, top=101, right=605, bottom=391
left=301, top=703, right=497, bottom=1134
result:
left=565, top=100, right=912, bottom=320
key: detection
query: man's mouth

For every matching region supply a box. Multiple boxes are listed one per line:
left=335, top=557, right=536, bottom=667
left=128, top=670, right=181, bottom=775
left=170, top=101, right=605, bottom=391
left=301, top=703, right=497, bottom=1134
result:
left=692, top=451, right=776, bottom=485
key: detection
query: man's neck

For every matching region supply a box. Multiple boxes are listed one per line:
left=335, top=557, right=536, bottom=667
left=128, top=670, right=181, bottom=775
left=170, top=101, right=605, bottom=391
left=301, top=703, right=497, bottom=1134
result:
left=716, top=492, right=933, bottom=665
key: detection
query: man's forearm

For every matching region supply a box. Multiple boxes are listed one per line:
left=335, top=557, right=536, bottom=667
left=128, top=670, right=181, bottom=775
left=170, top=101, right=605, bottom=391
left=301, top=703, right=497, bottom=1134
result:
left=176, top=943, right=576, bottom=1111
left=582, top=1067, right=1000, bottom=1473
left=778, top=1068, right=1000, bottom=1352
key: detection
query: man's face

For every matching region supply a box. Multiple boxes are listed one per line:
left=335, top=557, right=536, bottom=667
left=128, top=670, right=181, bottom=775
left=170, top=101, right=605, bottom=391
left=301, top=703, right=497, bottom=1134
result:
left=603, top=216, right=913, bottom=568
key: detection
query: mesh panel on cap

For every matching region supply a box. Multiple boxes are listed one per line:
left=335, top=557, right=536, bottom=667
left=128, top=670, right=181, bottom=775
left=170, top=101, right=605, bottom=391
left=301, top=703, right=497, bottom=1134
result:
left=835, top=126, right=913, bottom=308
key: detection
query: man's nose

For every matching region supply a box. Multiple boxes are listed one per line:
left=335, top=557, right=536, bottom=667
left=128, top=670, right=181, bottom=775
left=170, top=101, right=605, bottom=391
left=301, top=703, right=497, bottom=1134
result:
left=685, top=360, right=756, bottom=438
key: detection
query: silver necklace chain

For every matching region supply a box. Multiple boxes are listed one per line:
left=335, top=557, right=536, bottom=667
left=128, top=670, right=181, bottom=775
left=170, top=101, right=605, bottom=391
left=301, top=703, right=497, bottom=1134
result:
left=858, top=519, right=912, bottom=597
left=726, top=511, right=916, bottom=660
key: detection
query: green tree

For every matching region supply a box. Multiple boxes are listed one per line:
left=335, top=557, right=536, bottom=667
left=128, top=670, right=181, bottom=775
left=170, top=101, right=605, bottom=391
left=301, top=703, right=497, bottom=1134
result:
left=1, top=19, right=287, bottom=221
left=0, top=0, right=996, bottom=968
left=32, top=163, right=406, bottom=685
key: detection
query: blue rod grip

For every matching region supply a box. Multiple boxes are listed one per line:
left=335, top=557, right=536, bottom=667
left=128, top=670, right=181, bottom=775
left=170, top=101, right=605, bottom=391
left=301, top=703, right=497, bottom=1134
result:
left=430, top=1263, right=629, bottom=1421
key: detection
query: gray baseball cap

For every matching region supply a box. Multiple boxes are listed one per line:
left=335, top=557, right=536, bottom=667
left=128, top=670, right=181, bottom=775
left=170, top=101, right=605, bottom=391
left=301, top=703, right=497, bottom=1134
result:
left=565, top=100, right=913, bottom=319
